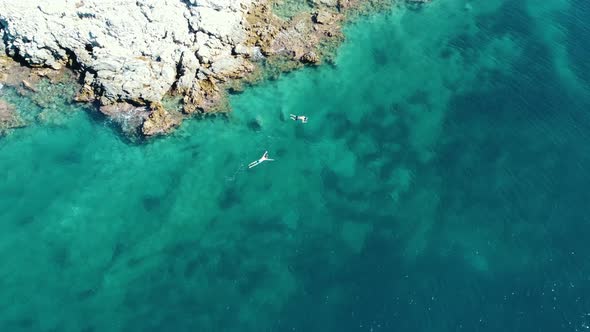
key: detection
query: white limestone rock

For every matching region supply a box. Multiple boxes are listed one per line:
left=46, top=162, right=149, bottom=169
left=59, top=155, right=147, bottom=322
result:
left=233, top=44, right=263, bottom=59
left=0, top=0, right=256, bottom=105
left=176, top=50, right=200, bottom=92
left=312, top=0, right=339, bottom=7
left=186, top=0, right=249, bottom=12
left=0, top=27, right=5, bottom=56
left=189, top=6, right=247, bottom=44
left=210, top=56, right=252, bottom=78
left=195, top=31, right=232, bottom=64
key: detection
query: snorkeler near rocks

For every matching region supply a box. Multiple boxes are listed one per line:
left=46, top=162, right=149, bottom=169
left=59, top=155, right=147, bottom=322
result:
left=0, top=0, right=429, bottom=137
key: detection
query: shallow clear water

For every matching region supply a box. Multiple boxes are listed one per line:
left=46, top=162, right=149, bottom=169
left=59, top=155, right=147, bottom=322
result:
left=2, top=0, right=590, bottom=331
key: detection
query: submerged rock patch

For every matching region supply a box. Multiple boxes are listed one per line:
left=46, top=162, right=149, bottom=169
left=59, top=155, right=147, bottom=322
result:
left=0, top=99, right=25, bottom=133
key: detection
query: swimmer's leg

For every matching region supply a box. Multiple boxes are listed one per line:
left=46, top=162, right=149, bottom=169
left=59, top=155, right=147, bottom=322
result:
left=248, top=160, right=259, bottom=168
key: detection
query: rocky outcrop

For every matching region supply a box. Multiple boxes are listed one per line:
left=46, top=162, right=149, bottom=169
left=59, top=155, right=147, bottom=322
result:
left=142, top=104, right=182, bottom=136
left=99, top=103, right=150, bottom=138
left=0, top=27, right=5, bottom=56
left=0, top=0, right=381, bottom=137
left=0, top=56, right=76, bottom=99
left=300, top=51, right=320, bottom=64
left=0, top=1, right=255, bottom=105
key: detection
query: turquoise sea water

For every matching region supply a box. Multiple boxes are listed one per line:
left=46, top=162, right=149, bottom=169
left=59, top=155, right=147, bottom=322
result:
left=2, top=0, right=590, bottom=331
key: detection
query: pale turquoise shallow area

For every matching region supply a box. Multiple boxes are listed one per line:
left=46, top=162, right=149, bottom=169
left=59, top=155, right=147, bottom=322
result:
left=2, top=0, right=590, bottom=331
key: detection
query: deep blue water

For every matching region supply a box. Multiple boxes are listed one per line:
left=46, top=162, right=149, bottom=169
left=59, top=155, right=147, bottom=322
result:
left=1, top=0, right=590, bottom=331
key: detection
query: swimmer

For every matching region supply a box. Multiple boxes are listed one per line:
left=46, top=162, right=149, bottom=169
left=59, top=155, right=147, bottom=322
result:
left=290, top=114, right=308, bottom=123
left=248, top=151, right=274, bottom=169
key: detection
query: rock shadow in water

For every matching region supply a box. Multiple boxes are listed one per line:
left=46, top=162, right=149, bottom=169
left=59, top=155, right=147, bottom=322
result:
left=247, top=118, right=262, bottom=132
left=218, top=185, right=241, bottom=210
left=51, top=245, right=71, bottom=270
left=16, top=215, right=36, bottom=226
left=76, top=288, right=97, bottom=301
left=141, top=194, right=162, bottom=212
left=55, top=150, right=82, bottom=165
left=372, top=48, right=390, bottom=66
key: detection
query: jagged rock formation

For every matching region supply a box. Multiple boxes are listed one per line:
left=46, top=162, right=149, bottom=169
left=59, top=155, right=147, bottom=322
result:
left=1, top=1, right=254, bottom=105
left=0, top=0, right=370, bottom=136
left=141, top=103, right=182, bottom=136
left=0, top=27, right=5, bottom=56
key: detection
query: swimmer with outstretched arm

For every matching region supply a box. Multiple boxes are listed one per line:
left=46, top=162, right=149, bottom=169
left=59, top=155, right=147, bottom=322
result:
left=290, top=114, right=308, bottom=123
left=248, top=151, right=274, bottom=168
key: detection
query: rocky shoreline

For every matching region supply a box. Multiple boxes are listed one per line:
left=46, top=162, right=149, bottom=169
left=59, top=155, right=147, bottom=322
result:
left=0, top=0, right=428, bottom=137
